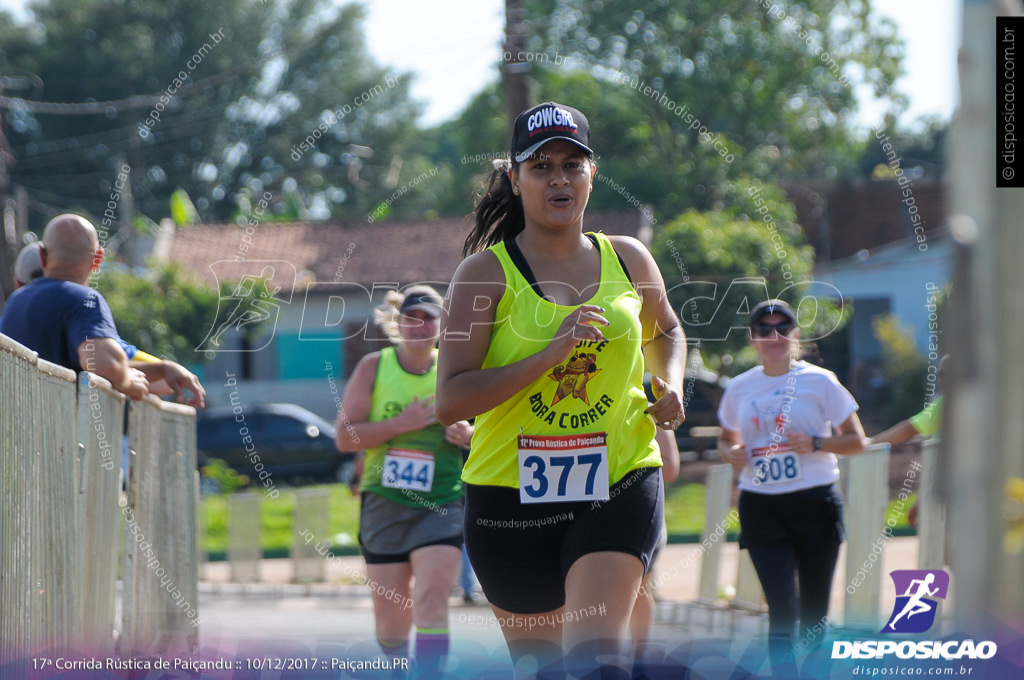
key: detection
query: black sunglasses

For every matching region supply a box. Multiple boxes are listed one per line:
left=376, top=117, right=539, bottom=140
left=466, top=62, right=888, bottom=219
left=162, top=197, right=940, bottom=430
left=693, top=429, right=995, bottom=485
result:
left=750, top=321, right=796, bottom=338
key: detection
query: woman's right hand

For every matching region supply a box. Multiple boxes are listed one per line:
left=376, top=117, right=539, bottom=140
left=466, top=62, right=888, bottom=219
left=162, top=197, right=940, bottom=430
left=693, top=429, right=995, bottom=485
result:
left=394, top=395, right=437, bottom=433
left=543, top=304, right=609, bottom=366
left=348, top=452, right=364, bottom=497
left=444, top=420, right=474, bottom=448
left=721, top=443, right=749, bottom=474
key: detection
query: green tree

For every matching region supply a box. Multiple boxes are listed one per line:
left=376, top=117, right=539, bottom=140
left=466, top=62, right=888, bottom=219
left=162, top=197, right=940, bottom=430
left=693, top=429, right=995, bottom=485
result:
left=1, top=0, right=268, bottom=224
left=209, top=1, right=423, bottom=221
left=505, top=0, right=906, bottom=215
left=0, top=0, right=427, bottom=228
left=872, top=315, right=929, bottom=422
left=653, top=180, right=846, bottom=371
left=95, top=260, right=269, bottom=366
left=859, top=116, right=947, bottom=180
left=415, top=82, right=509, bottom=217
left=419, top=69, right=756, bottom=219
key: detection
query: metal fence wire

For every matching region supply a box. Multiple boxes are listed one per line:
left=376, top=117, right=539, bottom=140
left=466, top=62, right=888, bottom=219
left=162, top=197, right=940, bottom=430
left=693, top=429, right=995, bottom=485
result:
left=0, top=333, right=198, bottom=662
left=122, top=397, right=200, bottom=654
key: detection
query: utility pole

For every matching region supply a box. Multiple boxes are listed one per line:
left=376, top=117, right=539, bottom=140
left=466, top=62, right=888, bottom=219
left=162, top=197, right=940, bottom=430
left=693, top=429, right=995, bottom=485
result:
left=114, top=154, right=137, bottom=267
left=0, top=73, right=17, bottom=303
left=945, top=0, right=1024, bottom=630
left=503, top=0, right=534, bottom=140
left=0, top=80, right=9, bottom=201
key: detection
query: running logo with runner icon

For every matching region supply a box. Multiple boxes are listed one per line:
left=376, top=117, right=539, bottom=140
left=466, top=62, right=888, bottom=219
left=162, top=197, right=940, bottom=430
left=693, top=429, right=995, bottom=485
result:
left=881, top=569, right=950, bottom=634
left=196, top=260, right=296, bottom=352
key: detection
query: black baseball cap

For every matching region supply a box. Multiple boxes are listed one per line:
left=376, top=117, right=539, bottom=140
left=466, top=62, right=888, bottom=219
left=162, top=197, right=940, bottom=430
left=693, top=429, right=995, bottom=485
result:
left=510, top=102, right=593, bottom=163
left=749, top=299, right=797, bottom=326
left=400, top=288, right=443, bottom=317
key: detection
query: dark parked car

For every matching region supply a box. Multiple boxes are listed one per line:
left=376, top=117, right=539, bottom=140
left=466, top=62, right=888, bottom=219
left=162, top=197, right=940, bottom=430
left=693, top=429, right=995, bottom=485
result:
left=197, top=403, right=354, bottom=483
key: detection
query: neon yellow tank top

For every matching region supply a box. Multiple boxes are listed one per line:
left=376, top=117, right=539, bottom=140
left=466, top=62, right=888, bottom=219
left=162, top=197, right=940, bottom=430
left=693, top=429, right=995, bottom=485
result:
left=462, top=231, right=660, bottom=488
left=362, top=347, right=464, bottom=506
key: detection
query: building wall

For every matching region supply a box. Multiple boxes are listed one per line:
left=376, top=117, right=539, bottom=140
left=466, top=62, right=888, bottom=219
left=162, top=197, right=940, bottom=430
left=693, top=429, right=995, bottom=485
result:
left=195, top=287, right=450, bottom=420
left=788, top=180, right=946, bottom=262
left=813, top=239, right=952, bottom=361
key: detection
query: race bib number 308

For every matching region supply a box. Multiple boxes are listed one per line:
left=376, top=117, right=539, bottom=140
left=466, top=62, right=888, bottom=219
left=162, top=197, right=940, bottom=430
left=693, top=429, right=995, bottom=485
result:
left=750, top=445, right=802, bottom=486
left=517, top=433, right=610, bottom=504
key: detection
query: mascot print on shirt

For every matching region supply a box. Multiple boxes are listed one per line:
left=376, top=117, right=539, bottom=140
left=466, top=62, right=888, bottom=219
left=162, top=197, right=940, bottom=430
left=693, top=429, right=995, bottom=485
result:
left=549, top=352, right=601, bottom=405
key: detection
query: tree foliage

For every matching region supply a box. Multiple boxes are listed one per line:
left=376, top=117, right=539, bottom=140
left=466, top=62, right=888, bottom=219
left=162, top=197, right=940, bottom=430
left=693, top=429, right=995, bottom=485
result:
left=0, top=0, right=424, bottom=230
left=95, top=260, right=268, bottom=366
left=652, top=180, right=846, bottom=370
left=421, top=0, right=900, bottom=368
left=872, top=314, right=928, bottom=422
left=860, top=116, right=948, bottom=180
left=211, top=1, right=422, bottom=221
left=420, top=0, right=907, bottom=221
left=2, top=0, right=265, bottom=223
left=2, top=0, right=917, bottom=230
left=523, top=0, right=905, bottom=182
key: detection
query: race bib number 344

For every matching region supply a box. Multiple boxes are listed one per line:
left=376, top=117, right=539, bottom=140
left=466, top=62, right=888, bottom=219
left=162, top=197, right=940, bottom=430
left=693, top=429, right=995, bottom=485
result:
left=518, top=433, right=610, bottom=504
left=382, top=449, right=435, bottom=493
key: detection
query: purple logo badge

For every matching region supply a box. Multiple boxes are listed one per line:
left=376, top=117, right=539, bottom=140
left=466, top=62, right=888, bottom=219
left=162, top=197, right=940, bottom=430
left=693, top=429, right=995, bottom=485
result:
left=881, top=569, right=950, bottom=634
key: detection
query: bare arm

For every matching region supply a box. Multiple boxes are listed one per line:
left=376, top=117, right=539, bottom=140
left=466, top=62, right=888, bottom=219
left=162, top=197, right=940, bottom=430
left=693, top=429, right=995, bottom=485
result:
left=131, top=360, right=206, bottom=407
left=77, top=337, right=149, bottom=400
left=655, top=428, right=681, bottom=483
left=787, top=412, right=870, bottom=455
left=334, top=352, right=437, bottom=452
left=609, top=236, right=687, bottom=428
left=435, top=251, right=609, bottom=425
left=871, top=420, right=921, bottom=447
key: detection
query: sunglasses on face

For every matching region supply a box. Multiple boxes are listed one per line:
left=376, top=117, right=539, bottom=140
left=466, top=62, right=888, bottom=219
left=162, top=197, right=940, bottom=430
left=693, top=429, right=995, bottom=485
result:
left=750, top=321, right=796, bottom=338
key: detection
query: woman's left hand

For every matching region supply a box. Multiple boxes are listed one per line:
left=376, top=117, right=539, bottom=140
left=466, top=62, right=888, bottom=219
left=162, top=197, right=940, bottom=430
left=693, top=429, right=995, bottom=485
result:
left=645, top=375, right=685, bottom=430
left=786, top=431, right=816, bottom=454
left=445, top=420, right=474, bottom=447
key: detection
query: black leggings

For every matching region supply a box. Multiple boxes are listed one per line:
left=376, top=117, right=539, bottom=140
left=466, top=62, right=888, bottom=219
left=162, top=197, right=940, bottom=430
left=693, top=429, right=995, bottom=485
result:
left=748, top=538, right=840, bottom=637
left=739, top=485, right=844, bottom=662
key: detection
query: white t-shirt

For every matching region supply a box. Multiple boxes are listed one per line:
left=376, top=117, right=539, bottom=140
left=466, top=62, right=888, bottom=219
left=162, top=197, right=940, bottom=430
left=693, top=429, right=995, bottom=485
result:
left=717, top=361, right=859, bottom=495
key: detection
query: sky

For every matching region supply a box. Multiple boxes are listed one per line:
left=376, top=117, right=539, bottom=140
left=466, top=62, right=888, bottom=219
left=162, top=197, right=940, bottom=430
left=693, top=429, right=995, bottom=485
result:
left=0, top=0, right=959, bottom=129
left=361, top=0, right=960, bottom=129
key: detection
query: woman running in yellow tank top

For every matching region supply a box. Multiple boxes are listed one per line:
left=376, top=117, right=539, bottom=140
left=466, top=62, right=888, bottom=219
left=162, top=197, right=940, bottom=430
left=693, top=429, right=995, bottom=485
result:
left=436, top=101, right=687, bottom=678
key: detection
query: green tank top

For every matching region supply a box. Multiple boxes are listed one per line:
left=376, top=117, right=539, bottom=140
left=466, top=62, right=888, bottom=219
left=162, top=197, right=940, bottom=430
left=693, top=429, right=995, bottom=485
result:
left=462, top=231, right=660, bottom=489
left=361, top=347, right=464, bottom=506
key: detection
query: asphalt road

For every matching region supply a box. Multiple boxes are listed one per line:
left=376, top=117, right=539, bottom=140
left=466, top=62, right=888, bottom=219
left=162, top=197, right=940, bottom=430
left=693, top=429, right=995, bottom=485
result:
left=195, top=591, right=768, bottom=678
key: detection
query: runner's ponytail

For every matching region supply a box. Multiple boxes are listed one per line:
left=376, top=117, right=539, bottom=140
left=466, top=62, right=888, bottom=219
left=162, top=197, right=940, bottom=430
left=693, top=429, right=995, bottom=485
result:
left=462, top=159, right=524, bottom=256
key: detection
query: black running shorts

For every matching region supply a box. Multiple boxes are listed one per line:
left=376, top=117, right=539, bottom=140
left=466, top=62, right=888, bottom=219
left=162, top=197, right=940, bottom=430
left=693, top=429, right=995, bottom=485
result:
left=463, top=466, right=663, bottom=614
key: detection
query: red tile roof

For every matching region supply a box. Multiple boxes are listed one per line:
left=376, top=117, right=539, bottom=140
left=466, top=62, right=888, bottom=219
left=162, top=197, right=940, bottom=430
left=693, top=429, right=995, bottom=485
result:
left=168, top=213, right=645, bottom=291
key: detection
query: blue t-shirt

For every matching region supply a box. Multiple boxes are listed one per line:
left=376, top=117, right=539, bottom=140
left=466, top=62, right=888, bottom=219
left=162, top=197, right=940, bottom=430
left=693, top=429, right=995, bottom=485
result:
left=118, top=338, right=139, bottom=359
left=0, top=277, right=120, bottom=372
